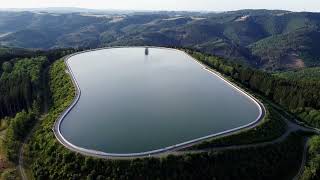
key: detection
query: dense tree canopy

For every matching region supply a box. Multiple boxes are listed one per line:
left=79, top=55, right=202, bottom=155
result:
left=275, top=67, right=320, bottom=83
left=0, top=57, right=47, bottom=118
left=301, top=136, right=320, bottom=180
left=4, top=110, right=36, bottom=161
left=0, top=48, right=77, bottom=119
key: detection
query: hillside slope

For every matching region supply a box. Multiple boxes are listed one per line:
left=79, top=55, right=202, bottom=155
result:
left=275, top=67, right=320, bottom=82
left=1, top=10, right=320, bottom=70
left=250, top=27, right=320, bottom=70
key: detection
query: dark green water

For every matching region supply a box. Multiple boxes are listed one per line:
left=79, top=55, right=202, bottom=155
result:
left=60, top=47, right=261, bottom=154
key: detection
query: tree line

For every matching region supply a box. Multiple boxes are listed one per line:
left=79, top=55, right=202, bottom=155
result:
left=0, top=48, right=78, bottom=119
left=301, top=135, right=320, bottom=180
left=0, top=57, right=47, bottom=118
left=0, top=47, right=78, bottom=163
left=4, top=109, right=38, bottom=162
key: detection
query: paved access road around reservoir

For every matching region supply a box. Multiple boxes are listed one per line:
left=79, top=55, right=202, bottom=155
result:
left=52, top=47, right=266, bottom=158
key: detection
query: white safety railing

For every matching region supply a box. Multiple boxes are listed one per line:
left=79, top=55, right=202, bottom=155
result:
left=53, top=46, right=265, bottom=158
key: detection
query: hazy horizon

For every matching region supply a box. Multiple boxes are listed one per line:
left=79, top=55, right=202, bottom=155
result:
left=0, top=0, right=320, bottom=12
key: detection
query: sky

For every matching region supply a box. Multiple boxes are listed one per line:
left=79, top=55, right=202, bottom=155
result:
left=1, top=0, right=320, bottom=12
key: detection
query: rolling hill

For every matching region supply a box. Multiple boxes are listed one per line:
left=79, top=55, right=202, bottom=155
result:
left=1, top=9, right=320, bottom=70
left=275, top=67, right=320, bottom=82
left=250, top=27, right=320, bottom=70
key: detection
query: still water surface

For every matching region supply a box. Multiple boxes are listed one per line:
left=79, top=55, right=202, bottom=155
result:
left=60, top=47, right=261, bottom=153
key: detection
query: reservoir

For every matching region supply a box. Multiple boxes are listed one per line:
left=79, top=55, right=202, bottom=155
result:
left=59, top=47, right=262, bottom=155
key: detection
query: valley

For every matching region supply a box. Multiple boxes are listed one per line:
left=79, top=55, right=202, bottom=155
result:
left=1, top=9, right=320, bottom=70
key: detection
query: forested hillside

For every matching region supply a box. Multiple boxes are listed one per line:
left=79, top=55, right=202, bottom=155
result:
left=275, top=67, right=320, bottom=82
left=302, top=136, right=320, bottom=180
left=0, top=46, right=78, bottom=178
left=250, top=27, right=320, bottom=70
left=1, top=10, right=320, bottom=70
left=0, top=57, right=47, bottom=118
left=4, top=110, right=37, bottom=162
left=0, top=47, right=77, bottom=119
left=0, top=47, right=33, bottom=66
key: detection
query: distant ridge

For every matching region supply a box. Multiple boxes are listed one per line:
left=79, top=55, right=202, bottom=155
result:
left=0, top=9, right=320, bottom=70
left=0, top=7, right=137, bottom=14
